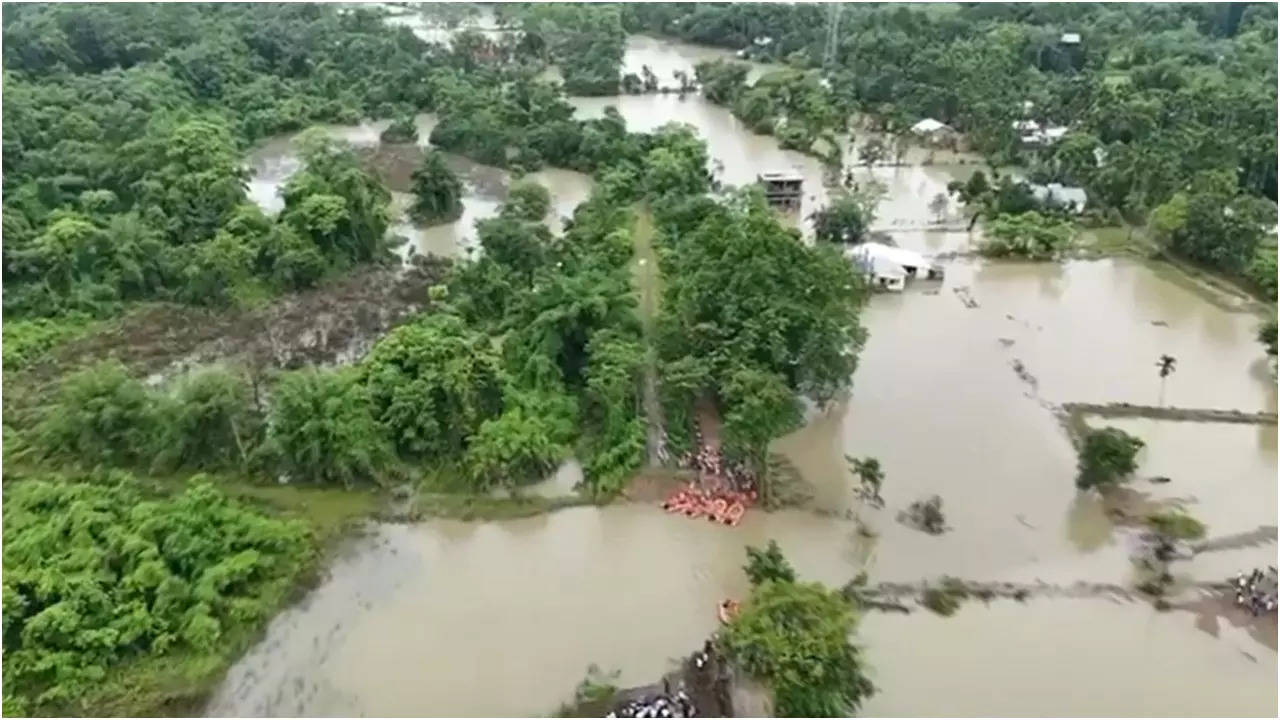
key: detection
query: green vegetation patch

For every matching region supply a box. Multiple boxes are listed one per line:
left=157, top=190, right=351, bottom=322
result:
left=1146, top=510, right=1207, bottom=541
left=2, top=475, right=312, bottom=715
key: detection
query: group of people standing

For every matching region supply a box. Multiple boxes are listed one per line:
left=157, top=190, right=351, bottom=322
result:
left=1233, top=567, right=1277, bottom=616
left=676, top=430, right=758, bottom=497
left=606, top=682, right=696, bottom=718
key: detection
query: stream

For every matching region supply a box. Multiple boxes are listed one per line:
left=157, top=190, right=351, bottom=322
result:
left=213, top=18, right=1279, bottom=718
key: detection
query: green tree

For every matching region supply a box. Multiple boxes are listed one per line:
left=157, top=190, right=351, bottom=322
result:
left=1076, top=426, right=1145, bottom=490
left=744, top=540, right=797, bottom=586
left=981, top=211, right=1074, bottom=259
left=722, top=579, right=876, bottom=717
left=380, top=115, right=419, bottom=144
left=505, top=177, right=552, bottom=222
left=848, top=455, right=885, bottom=508
left=658, top=190, right=867, bottom=407
left=263, top=368, right=392, bottom=487
left=1258, top=317, right=1277, bottom=358
left=409, top=151, right=464, bottom=225
left=361, top=314, right=505, bottom=461
left=464, top=393, right=575, bottom=491
left=811, top=190, right=879, bottom=244
left=722, top=366, right=803, bottom=507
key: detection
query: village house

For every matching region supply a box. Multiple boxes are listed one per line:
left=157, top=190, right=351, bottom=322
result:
left=756, top=171, right=803, bottom=211
left=910, top=118, right=956, bottom=147
left=846, top=242, right=944, bottom=292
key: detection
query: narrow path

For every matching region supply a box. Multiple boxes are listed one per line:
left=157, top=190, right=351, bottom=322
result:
left=1060, top=402, right=1277, bottom=425
left=630, top=205, right=666, bottom=466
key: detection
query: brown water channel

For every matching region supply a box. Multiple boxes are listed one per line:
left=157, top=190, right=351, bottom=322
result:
left=218, top=30, right=1278, bottom=718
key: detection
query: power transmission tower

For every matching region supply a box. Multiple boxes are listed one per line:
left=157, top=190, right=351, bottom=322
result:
left=823, top=2, right=843, bottom=71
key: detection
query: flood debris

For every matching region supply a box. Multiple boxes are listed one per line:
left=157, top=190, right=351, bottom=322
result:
left=1010, top=358, right=1039, bottom=392
left=952, top=285, right=979, bottom=308
left=899, top=495, right=947, bottom=534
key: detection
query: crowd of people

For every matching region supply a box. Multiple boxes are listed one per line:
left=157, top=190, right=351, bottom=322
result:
left=676, top=430, right=758, bottom=496
left=606, top=682, right=697, bottom=718
left=1232, top=567, right=1277, bottom=616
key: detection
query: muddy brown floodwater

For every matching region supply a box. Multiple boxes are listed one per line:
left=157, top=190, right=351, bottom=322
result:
left=213, top=29, right=1278, bottom=719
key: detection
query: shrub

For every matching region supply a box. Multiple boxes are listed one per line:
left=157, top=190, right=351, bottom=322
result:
left=2, top=313, right=94, bottom=371
left=1076, top=426, right=1145, bottom=490
left=744, top=540, right=797, bottom=586
left=263, top=368, right=392, bottom=486
left=154, top=367, right=257, bottom=472
left=36, top=361, right=158, bottom=467
left=2, top=477, right=310, bottom=711
left=380, top=116, right=419, bottom=144
left=1146, top=510, right=1207, bottom=540
left=505, top=178, right=553, bottom=222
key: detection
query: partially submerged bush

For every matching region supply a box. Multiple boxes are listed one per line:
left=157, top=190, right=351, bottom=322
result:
left=921, top=587, right=963, bottom=616
left=1076, top=426, right=1145, bottom=490
left=1146, top=510, right=1207, bottom=541
left=744, top=540, right=797, bottom=586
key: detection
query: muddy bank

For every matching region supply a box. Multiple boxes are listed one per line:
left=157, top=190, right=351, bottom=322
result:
left=9, top=260, right=446, bottom=417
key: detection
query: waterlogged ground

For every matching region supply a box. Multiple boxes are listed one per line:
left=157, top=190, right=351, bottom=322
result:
left=213, top=29, right=1278, bottom=719
left=860, top=599, right=1277, bottom=718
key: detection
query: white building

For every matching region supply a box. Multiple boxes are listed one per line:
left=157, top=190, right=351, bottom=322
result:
left=846, top=242, right=944, bottom=292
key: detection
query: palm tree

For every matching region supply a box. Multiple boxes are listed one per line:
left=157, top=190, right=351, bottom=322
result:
left=1156, top=354, right=1177, bottom=406
left=847, top=455, right=885, bottom=508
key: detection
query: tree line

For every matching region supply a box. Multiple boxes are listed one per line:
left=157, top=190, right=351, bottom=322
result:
left=626, top=3, right=1278, bottom=293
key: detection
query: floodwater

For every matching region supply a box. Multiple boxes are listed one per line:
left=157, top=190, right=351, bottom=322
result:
left=861, top=599, right=1277, bottom=717
left=217, top=29, right=1279, bottom=719
left=206, top=510, right=863, bottom=717
left=570, top=93, right=833, bottom=228
left=246, top=116, right=593, bottom=261
left=621, top=35, right=781, bottom=88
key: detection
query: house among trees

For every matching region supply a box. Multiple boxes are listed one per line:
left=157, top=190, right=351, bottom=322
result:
left=1013, top=120, right=1070, bottom=147
left=910, top=118, right=956, bottom=147
left=1029, top=182, right=1088, bottom=213
left=757, top=171, right=803, bottom=210
left=846, top=242, right=944, bottom=292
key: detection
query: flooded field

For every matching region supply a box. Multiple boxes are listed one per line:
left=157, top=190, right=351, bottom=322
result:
left=860, top=599, right=1277, bottom=718
left=206, top=510, right=862, bottom=717
left=247, top=120, right=592, bottom=261
left=216, top=27, right=1277, bottom=719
